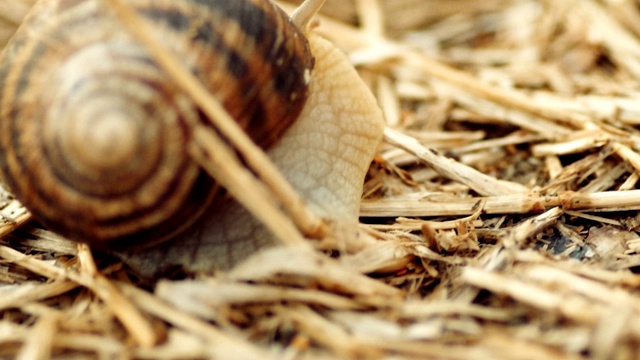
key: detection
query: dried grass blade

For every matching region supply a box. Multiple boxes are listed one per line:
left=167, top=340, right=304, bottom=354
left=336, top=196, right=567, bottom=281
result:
left=384, top=127, right=529, bottom=196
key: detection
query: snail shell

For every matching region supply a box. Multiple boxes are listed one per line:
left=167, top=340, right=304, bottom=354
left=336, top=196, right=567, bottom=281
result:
left=0, top=0, right=314, bottom=250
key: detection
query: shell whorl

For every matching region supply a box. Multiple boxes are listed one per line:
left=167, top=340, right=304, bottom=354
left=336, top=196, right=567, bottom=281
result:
left=0, top=0, right=314, bottom=249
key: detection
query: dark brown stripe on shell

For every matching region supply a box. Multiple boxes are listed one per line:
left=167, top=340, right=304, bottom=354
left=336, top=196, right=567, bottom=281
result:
left=135, top=0, right=313, bottom=148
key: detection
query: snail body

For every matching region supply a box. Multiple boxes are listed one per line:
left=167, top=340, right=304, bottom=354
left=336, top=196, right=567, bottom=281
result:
left=0, top=0, right=385, bottom=273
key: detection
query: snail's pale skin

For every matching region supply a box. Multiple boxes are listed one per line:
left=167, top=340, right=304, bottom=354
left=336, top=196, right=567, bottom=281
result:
left=0, top=0, right=385, bottom=276
left=122, top=32, right=385, bottom=275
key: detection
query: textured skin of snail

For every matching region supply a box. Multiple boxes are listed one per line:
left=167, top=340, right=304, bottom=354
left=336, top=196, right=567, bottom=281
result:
left=0, top=0, right=385, bottom=275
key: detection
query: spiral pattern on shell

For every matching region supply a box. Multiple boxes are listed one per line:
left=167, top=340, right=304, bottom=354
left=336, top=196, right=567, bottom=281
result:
left=0, top=0, right=314, bottom=249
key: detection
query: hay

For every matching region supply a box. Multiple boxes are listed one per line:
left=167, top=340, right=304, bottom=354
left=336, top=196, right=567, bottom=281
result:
left=3, top=0, right=640, bottom=358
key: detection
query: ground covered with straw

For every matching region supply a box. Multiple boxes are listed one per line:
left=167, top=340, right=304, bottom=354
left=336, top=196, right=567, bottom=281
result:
left=3, top=0, right=640, bottom=358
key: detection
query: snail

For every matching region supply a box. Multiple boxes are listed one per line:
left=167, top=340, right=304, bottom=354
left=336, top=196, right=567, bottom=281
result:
left=0, top=0, right=385, bottom=275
